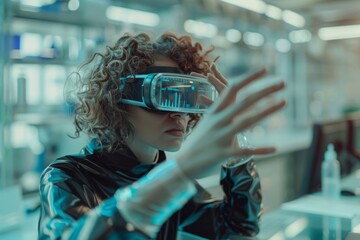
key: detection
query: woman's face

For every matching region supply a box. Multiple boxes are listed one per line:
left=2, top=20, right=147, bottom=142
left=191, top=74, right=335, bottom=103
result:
left=126, top=56, right=191, bottom=152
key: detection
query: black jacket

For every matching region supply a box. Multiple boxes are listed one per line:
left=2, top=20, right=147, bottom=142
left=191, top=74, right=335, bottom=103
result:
left=38, top=140, right=262, bottom=239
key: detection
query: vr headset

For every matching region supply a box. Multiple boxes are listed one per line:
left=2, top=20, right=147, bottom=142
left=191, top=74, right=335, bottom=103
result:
left=119, top=67, right=217, bottom=114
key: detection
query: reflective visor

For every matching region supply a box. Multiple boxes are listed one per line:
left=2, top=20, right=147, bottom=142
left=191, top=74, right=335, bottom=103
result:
left=120, top=73, right=217, bottom=113
left=150, top=73, right=217, bottom=113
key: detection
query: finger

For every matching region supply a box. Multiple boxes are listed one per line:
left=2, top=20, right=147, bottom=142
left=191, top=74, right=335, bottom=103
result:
left=199, top=95, right=214, bottom=107
left=228, top=81, right=285, bottom=117
left=190, top=72, right=206, bottom=78
left=221, top=147, right=276, bottom=161
left=231, top=68, right=268, bottom=90
left=191, top=72, right=227, bottom=93
left=212, top=68, right=268, bottom=112
left=210, top=64, right=228, bottom=86
left=235, top=147, right=276, bottom=155
left=234, top=147, right=276, bottom=157
left=207, top=73, right=227, bottom=93
left=215, top=100, right=285, bottom=145
left=241, top=82, right=285, bottom=107
left=219, top=82, right=285, bottom=124
left=230, top=100, right=286, bottom=133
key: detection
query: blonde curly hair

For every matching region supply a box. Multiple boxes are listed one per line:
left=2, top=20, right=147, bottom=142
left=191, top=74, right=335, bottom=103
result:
left=67, top=32, right=215, bottom=150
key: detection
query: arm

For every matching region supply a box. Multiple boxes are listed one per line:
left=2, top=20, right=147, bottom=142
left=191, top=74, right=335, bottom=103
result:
left=39, top=159, right=197, bottom=239
left=38, top=166, right=147, bottom=240
left=115, top=68, right=284, bottom=239
left=219, top=159, right=262, bottom=235
left=179, top=159, right=262, bottom=239
left=39, top=68, right=284, bottom=239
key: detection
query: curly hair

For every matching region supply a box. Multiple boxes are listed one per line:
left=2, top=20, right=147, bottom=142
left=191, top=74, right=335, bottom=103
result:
left=66, top=32, right=215, bottom=150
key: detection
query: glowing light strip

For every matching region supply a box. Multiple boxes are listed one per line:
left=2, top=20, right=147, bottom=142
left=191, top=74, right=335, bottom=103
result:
left=106, top=6, right=160, bottom=27
left=318, top=24, right=360, bottom=41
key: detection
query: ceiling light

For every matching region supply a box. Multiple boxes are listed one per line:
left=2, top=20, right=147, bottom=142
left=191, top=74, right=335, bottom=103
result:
left=243, top=32, right=264, bottom=47
left=106, top=6, right=160, bottom=27
left=318, top=24, right=360, bottom=41
left=221, top=0, right=267, bottom=14
left=275, top=39, right=291, bottom=53
left=213, top=36, right=231, bottom=48
left=289, top=30, right=312, bottom=43
left=225, top=29, right=242, bottom=43
left=20, top=0, right=55, bottom=8
left=282, top=10, right=305, bottom=28
left=266, top=5, right=282, bottom=20
left=184, top=20, right=218, bottom=38
left=68, top=0, right=80, bottom=11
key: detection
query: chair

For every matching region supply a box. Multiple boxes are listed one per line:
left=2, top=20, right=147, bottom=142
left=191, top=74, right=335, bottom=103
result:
left=346, top=112, right=360, bottom=164
left=302, top=118, right=351, bottom=195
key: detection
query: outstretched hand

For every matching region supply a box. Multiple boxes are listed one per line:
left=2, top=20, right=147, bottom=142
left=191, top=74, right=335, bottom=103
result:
left=176, top=67, right=286, bottom=179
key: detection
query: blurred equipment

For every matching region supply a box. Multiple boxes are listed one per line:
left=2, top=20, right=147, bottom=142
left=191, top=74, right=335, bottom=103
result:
left=346, top=112, right=360, bottom=161
left=304, top=118, right=348, bottom=194
left=16, top=71, right=27, bottom=107
left=321, top=144, right=341, bottom=199
left=11, top=122, right=53, bottom=194
left=0, top=185, right=24, bottom=233
left=302, top=115, right=360, bottom=195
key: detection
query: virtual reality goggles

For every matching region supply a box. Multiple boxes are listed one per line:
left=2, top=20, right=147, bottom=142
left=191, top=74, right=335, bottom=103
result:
left=119, top=67, right=217, bottom=114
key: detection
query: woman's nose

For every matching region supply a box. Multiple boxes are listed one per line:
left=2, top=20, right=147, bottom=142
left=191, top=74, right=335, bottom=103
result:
left=168, top=112, right=188, bottom=119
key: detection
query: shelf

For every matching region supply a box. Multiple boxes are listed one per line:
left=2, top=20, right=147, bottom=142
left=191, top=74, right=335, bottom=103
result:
left=13, top=112, right=73, bottom=126
left=11, top=58, right=80, bottom=66
left=11, top=2, right=108, bottom=28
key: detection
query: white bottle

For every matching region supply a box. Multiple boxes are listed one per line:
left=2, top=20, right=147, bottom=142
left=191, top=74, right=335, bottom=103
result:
left=321, top=144, right=341, bottom=199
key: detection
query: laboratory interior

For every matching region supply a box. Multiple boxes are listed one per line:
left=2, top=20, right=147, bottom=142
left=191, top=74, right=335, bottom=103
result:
left=1, top=0, right=360, bottom=239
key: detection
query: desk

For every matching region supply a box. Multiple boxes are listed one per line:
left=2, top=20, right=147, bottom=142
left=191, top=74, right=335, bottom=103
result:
left=0, top=188, right=39, bottom=240
left=258, top=168, right=360, bottom=240
left=0, top=211, right=39, bottom=240
left=258, top=207, right=360, bottom=240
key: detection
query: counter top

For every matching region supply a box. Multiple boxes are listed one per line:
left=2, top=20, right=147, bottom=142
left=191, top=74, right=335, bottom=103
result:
left=0, top=191, right=39, bottom=240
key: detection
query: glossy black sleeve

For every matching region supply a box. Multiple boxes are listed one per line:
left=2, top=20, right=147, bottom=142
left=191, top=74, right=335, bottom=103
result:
left=179, top=159, right=262, bottom=239
left=38, top=166, right=147, bottom=240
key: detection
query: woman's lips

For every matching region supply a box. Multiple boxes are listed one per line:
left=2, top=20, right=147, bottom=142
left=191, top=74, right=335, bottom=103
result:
left=165, top=129, right=185, bottom=137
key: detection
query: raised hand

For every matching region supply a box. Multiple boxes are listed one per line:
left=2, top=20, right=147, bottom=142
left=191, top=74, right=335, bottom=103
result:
left=177, top=67, right=286, bottom=179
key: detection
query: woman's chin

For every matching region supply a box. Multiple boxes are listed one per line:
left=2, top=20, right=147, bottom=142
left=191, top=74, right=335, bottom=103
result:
left=160, top=143, right=182, bottom=152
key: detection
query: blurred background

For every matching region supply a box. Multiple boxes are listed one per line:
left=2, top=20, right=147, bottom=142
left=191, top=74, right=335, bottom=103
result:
left=1, top=0, right=360, bottom=219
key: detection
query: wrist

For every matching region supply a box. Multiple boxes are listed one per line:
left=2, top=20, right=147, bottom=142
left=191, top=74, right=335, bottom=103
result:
left=115, top=159, right=197, bottom=237
left=223, top=155, right=253, bottom=168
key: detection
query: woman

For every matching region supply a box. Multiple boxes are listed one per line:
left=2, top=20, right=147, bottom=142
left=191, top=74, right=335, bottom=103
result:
left=38, top=32, right=285, bottom=239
